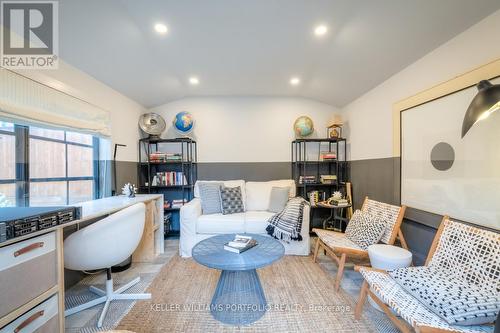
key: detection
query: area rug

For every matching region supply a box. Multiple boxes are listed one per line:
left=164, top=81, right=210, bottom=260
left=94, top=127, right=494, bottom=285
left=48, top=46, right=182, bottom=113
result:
left=117, top=255, right=378, bottom=332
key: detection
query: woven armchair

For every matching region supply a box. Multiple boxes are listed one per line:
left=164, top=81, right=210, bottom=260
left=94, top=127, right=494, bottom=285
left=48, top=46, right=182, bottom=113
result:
left=355, top=217, right=500, bottom=333
left=312, top=197, right=407, bottom=291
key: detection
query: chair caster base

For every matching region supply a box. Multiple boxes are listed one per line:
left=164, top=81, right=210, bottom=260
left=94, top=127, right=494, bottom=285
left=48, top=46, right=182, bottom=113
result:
left=65, top=276, right=151, bottom=328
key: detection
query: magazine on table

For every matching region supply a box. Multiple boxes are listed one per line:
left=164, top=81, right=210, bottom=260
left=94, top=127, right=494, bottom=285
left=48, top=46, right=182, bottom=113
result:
left=224, top=235, right=258, bottom=253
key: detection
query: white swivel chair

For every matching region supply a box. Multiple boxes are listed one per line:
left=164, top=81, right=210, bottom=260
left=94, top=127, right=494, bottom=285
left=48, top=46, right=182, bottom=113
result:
left=64, top=202, right=151, bottom=328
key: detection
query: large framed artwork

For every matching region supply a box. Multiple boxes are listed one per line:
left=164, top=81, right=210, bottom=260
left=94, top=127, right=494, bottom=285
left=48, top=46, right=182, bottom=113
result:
left=400, top=76, right=500, bottom=230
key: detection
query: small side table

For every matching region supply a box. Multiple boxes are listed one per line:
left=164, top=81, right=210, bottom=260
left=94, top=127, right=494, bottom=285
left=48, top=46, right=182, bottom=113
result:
left=367, top=244, right=412, bottom=311
left=316, top=202, right=352, bottom=232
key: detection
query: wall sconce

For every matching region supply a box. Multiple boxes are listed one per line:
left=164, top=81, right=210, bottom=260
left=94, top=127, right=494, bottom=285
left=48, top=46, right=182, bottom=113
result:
left=461, top=80, right=500, bottom=138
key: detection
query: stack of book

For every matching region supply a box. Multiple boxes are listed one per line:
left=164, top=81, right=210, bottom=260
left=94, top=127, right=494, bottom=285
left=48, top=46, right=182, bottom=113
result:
left=320, top=175, right=337, bottom=184
left=224, top=235, right=258, bottom=253
left=331, top=198, right=349, bottom=206
left=299, top=175, right=317, bottom=184
left=320, top=152, right=337, bottom=160
left=171, top=199, right=187, bottom=209
left=149, top=152, right=167, bottom=163
left=151, top=172, right=187, bottom=186
left=149, top=152, right=183, bottom=163
left=165, top=153, right=182, bottom=161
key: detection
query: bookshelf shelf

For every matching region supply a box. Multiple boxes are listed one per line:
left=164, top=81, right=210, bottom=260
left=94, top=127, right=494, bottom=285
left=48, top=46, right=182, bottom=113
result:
left=292, top=160, right=338, bottom=164
left=139, top=161, right=197, bottom=165
left=139, top=185, right=194, bottom=190
left=296, top=183, right=337, bottom=187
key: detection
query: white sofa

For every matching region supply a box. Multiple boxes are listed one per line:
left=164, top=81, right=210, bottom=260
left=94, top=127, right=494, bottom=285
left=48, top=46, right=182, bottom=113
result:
left=179, top=179, right=310, bottom=257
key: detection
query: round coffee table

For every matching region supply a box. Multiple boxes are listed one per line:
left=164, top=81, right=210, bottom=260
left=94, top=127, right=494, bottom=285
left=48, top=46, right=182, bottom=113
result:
left=192, top=234, right=285, bottom=326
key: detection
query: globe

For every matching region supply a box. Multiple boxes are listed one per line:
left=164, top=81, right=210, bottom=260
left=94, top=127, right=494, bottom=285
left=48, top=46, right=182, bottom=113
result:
left=173, top=111, right=194, bottom=135
left=294, top=116, right=314, bottom=137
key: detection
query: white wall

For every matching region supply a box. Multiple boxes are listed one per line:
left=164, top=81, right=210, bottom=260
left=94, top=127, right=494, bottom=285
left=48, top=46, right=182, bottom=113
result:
left=150, top=97, right=339, bottom=162
left=341, top=9, right=500, bottom=161
left=15, top=61, right=145, bottom=162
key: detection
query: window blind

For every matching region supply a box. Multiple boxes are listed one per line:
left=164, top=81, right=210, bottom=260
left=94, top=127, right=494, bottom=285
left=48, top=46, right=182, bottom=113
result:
left=0, top=68, right=111, bottom=137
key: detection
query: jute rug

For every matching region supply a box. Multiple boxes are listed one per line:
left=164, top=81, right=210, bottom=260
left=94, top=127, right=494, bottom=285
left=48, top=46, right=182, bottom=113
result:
left=117, top=255, right=377, bottom=332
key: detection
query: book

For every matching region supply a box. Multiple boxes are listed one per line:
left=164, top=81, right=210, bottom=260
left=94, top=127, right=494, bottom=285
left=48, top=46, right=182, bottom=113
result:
left=151, top=171, right=188, bottom=186
left=224, top=239, right=258, bottom=254
left=228, top=234, right=252, bottom=248
left=331, top=199, right=349, bottom=206
left=320, top=175, right=337, bottom=184
left=299, top=175, right=317, bottom=184
left=320, top=152, right=337, bottom=160
left=148, top=152, right=183, bottom=162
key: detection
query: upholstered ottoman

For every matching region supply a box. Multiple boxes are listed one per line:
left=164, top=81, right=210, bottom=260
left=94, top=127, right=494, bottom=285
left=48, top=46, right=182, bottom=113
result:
left=367, top=244, right=412, bottom=311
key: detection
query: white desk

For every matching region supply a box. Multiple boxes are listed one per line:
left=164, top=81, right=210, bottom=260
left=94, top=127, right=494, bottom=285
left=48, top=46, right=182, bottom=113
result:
left=0, top=194, right=164, bottom=332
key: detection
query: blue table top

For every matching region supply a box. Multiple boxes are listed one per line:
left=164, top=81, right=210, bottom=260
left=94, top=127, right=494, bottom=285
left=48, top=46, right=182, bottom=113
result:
left=192, top=234, right=285, bottom=271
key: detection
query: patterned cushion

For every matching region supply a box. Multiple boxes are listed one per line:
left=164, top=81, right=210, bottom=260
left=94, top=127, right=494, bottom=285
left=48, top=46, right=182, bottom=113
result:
left=391, top=266, right=500, bottom=326
left=344, top=210, right=385, bottom=250
left=198, top=182, right=223, bottom=214
left=220, top=186, right=245, bottom=215
left=362, top=199, right=402, bottom=244
left=359, top=268, right=493, bottom=333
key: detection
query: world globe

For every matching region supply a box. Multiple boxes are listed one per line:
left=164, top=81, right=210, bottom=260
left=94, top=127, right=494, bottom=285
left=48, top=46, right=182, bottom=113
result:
left=294, top=116, right=314, bottom=137
left=173, top=111, right=194, bottom=135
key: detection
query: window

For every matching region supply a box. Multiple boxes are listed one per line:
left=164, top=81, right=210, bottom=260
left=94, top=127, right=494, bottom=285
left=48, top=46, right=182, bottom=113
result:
left=0, top=122, right=99, bottom=207
left=0, top=122, right=15, bottom=206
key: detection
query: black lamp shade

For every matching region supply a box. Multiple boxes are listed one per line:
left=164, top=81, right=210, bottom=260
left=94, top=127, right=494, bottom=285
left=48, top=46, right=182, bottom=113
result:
left=461, top=80, right=500, bottom=138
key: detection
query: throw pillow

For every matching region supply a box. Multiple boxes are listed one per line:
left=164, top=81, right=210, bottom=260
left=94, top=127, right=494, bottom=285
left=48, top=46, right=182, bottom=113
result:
left=391, top=266, right=500, bottom=326
left=198, top=182, right=223, bottom=214
left=220, top=186, right=245, bottom=215
left=344, top=210, right=385, bottom=250
left=268, top=187, right=291, bottom=213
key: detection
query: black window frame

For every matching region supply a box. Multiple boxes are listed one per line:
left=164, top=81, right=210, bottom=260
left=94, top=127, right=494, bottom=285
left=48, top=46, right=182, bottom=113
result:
left=0, top=123, right=100, bottom=206
left=0, top=124, right=16, bottom=205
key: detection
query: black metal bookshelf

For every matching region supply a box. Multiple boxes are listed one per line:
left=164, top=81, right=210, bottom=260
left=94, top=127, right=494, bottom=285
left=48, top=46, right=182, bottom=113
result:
left=291, top=138, right=348, bottom=231
left=138, top=138, right=197, bottom=234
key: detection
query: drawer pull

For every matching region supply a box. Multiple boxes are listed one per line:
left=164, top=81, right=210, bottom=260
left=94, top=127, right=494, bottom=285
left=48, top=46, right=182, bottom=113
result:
left=14, top=310, right=44, bottom=332
left=13, top=242, right=44, bottom=257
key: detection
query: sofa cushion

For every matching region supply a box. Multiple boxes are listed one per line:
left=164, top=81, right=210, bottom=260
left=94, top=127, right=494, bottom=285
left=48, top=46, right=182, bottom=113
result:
left=245, top=180, right=295, bottom=211
left=344, top=210, right=385, bottom=250
left=196, top=213, right=245, bottom=234
left=197, top=182, right=223, bottom=214
left=268, top=187, right=290, bottom=213
left=220, top=186, right=245, bottom=215
left=195, top=180, right=246, bottom=209
left=391, top=266, right=500, bottom=326
left=244, top=211, right=275, bottom=233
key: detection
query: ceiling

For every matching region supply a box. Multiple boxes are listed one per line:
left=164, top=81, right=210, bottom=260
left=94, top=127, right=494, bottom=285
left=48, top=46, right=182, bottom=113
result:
left=59, top=0, right=500, bottom=108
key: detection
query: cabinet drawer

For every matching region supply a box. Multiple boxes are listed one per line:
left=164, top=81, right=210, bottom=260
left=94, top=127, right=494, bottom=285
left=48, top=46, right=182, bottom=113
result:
left=0, top=233, right=57, bottom=318
left=0, top=294, right=59, bottom=333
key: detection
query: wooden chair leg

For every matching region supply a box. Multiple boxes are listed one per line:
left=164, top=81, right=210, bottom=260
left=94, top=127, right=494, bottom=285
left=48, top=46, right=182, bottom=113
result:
left=355, top=280, right=369, bottom=319
left=313, top=238, right=321, bottom=263
left=334, top=253, right=347, bottom=291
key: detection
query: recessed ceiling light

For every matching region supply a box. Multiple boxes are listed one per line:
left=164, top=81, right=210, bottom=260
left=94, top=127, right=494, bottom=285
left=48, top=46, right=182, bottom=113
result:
left=314, top=25, right=328, bottom=36
left=290, top=77, right=300, bottom=86
left=189, top=77, right=199, bottom=85
left=154, top=23, right=168, bottom=34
